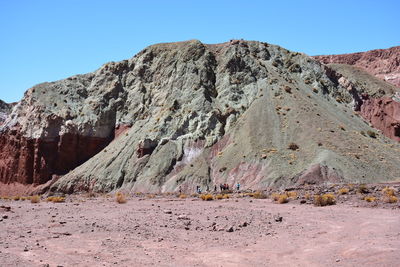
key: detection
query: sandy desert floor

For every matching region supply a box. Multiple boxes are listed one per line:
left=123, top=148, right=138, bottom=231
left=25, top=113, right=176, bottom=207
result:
left=1, top=194, right=399, bottom=267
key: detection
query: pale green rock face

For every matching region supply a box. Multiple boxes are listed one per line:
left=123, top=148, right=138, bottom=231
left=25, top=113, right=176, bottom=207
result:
left=4, top=40, right=399, bottom=193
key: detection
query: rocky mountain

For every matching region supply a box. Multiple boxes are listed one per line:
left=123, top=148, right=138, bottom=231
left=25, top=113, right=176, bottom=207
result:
left=314, top=46, right=400, bottom=88
left=0, top=99, right=12, bottom=126
left=1, top=40, right=400, bottom=195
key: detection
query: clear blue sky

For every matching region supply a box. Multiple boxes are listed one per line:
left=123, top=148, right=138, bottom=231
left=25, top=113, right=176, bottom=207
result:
left=1, top=0, right=399, bottom=103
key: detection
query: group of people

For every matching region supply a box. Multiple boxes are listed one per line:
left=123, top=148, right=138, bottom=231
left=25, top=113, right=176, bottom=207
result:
left=179, top=183, right=241, bottom=194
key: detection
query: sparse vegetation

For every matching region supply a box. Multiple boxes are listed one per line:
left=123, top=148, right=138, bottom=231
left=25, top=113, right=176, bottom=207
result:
left=304, top=193, right=311, bottom=200
left=200, top=194, right=214, bottom=201
left=364, top=196, right=377, bottom=202
left=277, top=194, right=288, bottom=204
left=252, top=191, right=268, bottom=199
left=366, top=130, right=377, bottom=138
left=284, top=86, right=292, bottom=93
left=12, top=196, right=20, bottom=201
left=46, top=196, right=65, bottom=203
left=288, top=143, right=299, bottom=150
left=30, top=195, right=41, bottom=203
left=357, top=184, right=369, bottom=194
left=382, top=187, right=396, bottom=197
left=383, top=195, right=398, bottom=203
left=338, top=188, right=349, bottom=195
left=314, top=193, right=336, bottom=206
left=116, top=192, right=127, bottom=204
left=179, top=194, right=187, bottom=199
left=286, top=191, right=298, bottom=199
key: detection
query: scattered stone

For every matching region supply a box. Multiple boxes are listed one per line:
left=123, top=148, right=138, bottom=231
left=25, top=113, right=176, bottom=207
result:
left=226, top=226, right=234, bottom=232
left=164, top=210, right=172, bottom=214
left=274, top=215, right=283, bottom=222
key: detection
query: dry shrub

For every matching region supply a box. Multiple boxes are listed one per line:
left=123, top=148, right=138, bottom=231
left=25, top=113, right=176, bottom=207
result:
left=12, top=196, right=21, bottom=201
left=46, top=196, right=65, bottom=203
left=382, top=187, right=396, bottom=197
left=215, top=194, right=224, bottom=200
left=357, top=184, right=369, bottom=194
left=288, top=143, right=299, bottom=150
left=116, top=192, right=127, bottom=204
left=383, top=196, right=398, bottom=203
left=338, top=188, right=349, bottom=195
left=223, top=194, right=230, bottom=199
left=364, top=196, right=376, bottom=202
left=277, top=194, right=288, bottom=204
left=304, top=193, right=311, bottom=200
left=271, top=193, right=280, bottom=201
left=30, top=195, right=41, bottom=203
left=147, top=194, right=156, bottom=199
left=286, top=191, right=298, bottom=199
left=200, top=194, right=214, bottom=201
left=179, top=194, right=187, bottom=199
left=366, top=130, right=377, bottom=138
left=252, top=191, right=268, bottom=199
left=20, top=196, right=28, bottom=201
left=314, top=193, right=336, bottom=206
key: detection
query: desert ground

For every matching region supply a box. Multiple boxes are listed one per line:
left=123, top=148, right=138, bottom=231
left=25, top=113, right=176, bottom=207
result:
left=1, top=186, right=399, bottom=267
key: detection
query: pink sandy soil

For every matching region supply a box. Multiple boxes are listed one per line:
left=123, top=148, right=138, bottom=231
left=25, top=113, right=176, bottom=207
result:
left=1, top=195, right=399, bottom=267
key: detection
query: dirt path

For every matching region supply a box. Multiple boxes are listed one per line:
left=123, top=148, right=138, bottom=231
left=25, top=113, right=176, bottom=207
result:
left=1, top=196, right=399, bottom=266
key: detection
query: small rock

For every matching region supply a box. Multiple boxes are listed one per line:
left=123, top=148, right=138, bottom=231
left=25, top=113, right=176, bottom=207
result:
left=274, top=215, right=283, bottom=222
left=2, top=215, right=8, bottom=219
left=23, top=247, right=28, bottom=252
left=177, top=215, right=189, bottom=220
left=164, top=210, right=172, bottom=214
left=300, top=200, right=306, bottom=204
left=226, top=226, right=234, bottom=232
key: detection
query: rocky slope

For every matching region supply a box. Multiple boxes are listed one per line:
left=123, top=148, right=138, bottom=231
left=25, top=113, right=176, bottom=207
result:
left=0, top=99, right=12, bottom=126
left=1, top=40, right=400, bottom=194
left=314, top=46, right=400, bottom=88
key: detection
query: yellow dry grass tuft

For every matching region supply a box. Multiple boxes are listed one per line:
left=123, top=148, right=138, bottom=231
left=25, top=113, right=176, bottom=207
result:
left=179, top=194, right=187, bottom=199
left=338, top=188, right=349, bottom=195
left=46, top=196, right=65, bottom=203
left=314, top=193, right=336, bottom=206
left=115, top=192, right=127, bottom=204
left=286, top=191, right=298, bottom=199
left=364, top=196, right=377, bottom=202
left=357, top=184, right=369, bottom=194
left=304, top=193, right=311, bottom=200
left=383, top=195, right=398, bottom=203
left=277, top=194, right=289, bottom=204
left=252, top=191, right=268, bottom=199
left=382, top=187, right=396, bottom=197
left=30, top=195, right=41, bottom=203
left=200, top=194, right=214, bottom=201
left=12, top=196, right=21, bottom=201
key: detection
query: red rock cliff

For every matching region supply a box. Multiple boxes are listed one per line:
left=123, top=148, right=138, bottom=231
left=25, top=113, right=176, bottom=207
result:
left=359, top=95, right=400, bottom=142
left=314, top=46, right=400, bottom=88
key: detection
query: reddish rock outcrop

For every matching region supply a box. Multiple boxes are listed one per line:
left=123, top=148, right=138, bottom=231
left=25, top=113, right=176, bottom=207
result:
left=314, top=46, right=400, bottom=87
left=360, top=96, right=400, bottom=142
left=0, top=128, right=112, bottom=185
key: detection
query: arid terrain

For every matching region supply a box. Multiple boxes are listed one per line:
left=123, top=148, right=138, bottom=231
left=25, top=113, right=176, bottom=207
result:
left=1, top=40, right=400, bottom=266
left=1, top=184, right=399, bottom=267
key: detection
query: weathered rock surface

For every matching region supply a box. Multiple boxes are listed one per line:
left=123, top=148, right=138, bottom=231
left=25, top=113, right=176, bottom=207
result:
left=1, top=40, right=400, bottom=194
left=314, top=46, right=400, bottom=88
left=360, top=95, right=400, bottom=142
left=0, top=100, right=12, bottom=126
left=318, top=62, right=399, bottom=143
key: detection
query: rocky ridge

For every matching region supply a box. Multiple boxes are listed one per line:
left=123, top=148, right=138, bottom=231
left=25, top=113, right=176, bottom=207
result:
left=0, top=100, right=12, bottom=126
left=314, top=46, right=400, bottom=88
left=1, top=40, right=400, bottom=194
